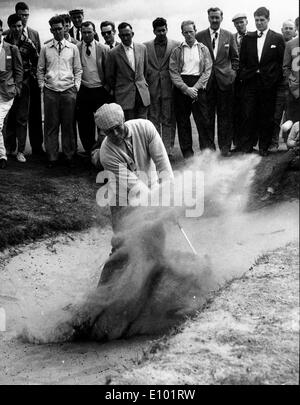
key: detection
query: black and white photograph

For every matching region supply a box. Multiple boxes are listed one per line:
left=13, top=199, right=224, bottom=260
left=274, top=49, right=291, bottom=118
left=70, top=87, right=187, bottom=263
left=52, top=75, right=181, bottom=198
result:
left=0, top=0, right=299, bottom=387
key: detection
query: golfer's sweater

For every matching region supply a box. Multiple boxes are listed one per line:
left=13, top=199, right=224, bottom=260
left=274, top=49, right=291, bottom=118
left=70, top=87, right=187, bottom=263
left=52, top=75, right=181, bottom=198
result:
left=98, top=119, right=173, bottom=205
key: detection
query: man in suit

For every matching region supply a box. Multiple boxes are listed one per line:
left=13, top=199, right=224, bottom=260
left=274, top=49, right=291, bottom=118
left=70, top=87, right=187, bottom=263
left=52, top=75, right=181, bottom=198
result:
left=106, top=22, right=150, bottom=121
left=169, top=20, right=212, bottom=158
left=237, top=7, right=285, bottom=156
left=4, top=13, right=39, bottom=163
left=196, top=7, right=239, bottom=156
left=100, top=21, right=120, bottom=49
left=144, top=17, right=180, bottom=157
left=14, top=2, right=44, bottom=156
left=232, top=13, right=248, bottom=149
left=69, top=9, right=99, bottom=42
left=0, top=18, right=23, bottom=169
left=232, top=13, right=248, bottom=53
left=283, top=17, right=299, bottom=124
left=76, top=21, right=111, bottom=154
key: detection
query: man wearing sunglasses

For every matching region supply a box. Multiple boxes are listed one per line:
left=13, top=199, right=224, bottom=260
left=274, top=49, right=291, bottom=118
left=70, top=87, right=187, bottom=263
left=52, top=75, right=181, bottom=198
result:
left=100, top=21, right=120, bottom=49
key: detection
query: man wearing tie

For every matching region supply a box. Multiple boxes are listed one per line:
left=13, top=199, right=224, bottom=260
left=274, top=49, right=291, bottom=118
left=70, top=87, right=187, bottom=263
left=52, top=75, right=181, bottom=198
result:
left=37, top=15, right=82, bottom=168
left=105, top=22, right=150, bottom=121
left=69, top=9, right=99, bottom=42
left=196, top=7, right=239, bottom=156
left=237, top=7, right=285, bottom=156
left=231, top=13, right=248, bottom=149
left=76, top=21, right=111, bottom=154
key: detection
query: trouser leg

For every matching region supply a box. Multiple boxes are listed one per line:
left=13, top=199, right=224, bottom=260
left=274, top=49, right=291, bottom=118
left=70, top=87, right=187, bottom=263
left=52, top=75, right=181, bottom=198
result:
left=60, top=87, right=77, bottom=160
left=0, top=98, right=14, bottom=160
left=44, top=87, right=60, bottom=161
left=238, top=77, right=259, bottom=152
left=258, top=85, right=277, bottom=152
left=271, top=82, right=287, bottom=147
left=15, top=78, right=30, bottom=153
left=173, top=86, right=193, bottom=158
left=134, top=90, right=148, bottom=119
left=161, top=97, right=175, bottom=155
left=216, top=85, right=234, bottom=153
left=28, top=76, right=44, bottom=153
left=206, top=80, right=217, bottom=150
left=191, top=89, right=215, bottom=151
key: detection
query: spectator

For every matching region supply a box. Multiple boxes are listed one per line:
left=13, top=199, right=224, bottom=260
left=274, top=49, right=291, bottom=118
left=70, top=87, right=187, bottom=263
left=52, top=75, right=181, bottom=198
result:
left=283, top=17, right=299, bottom=125
left=37, top=15, right=82, bottom=168
left=100, top=21, right=119, bottom=49
left=15, top=1, right=44, bottom=156
left=269, top=19, right=297, bottom=152
left=169, top=20, right=212, bottom=158
left=237, top=7, right=285, bottom=156
left=106, top=22, right=150, bottom=121
left=0, top=18, right=23, bottom=169
left=4, top=13, right=38, bottom=163
left=69, top=9, right=99, bottom=42
left=196, top=7, right=239, bottom=157
left=144, top=17, right=180, bottom=158
left=76, top=21, right=111, bottom=154
left=232, top=12, right=248, bottom=149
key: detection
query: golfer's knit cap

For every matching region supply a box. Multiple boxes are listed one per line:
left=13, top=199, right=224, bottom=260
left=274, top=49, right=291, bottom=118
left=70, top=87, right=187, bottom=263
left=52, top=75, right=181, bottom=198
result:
left=69, top=9, right=84, bottom=15
left=232, top=13, right=247, bottom=21
left=94, top=103, right=125, bottom=130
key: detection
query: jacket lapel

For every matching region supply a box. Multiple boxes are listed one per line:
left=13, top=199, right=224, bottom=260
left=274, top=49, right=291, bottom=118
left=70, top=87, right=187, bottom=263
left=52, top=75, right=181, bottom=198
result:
left=118, top=44, right=134, bottom=71
left=260, top=30, right=272, bottom=63
left=205, top=28, right=214, bottom=60
left=149, top=40, right=159, bottom=68
left=216, top=29, right=224, bottom=60
left=160, top=39, right=172, bottom=66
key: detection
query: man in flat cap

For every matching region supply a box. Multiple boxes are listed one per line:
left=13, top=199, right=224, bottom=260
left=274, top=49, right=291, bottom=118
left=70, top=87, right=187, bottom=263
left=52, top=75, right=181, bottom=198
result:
left=92, top=103, right=173, bottom=231
left=231, top=13, right=248, bottom=149
left=232, top=13, right=248, bottom=53
left=69, top=9, right=99, bottom=42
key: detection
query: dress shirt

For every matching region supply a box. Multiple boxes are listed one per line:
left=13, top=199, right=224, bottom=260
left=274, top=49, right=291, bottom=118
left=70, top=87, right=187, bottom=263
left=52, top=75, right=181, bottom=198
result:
left=237, top=31, right=247, bottom=46
left=257, top=28, right=269, bottom=62
left=122, top=42, right=135, bottom=71
left=73, top=26, right=81, bottom=41
left=37, top=38, right=82, bottom=92
left=181, top=40, right=201, bottom=76
left=154, top=38, right=167, bottom=61
left=0, top=41, right=5, bottom=72
left=209, top=28, right=220, bottom=59
left=81, top=40, right=101, bottom=88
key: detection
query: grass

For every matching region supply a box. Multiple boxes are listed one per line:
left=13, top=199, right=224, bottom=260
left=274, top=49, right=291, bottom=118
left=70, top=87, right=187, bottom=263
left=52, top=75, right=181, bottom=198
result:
left=0, top=154, right=111, bottom=250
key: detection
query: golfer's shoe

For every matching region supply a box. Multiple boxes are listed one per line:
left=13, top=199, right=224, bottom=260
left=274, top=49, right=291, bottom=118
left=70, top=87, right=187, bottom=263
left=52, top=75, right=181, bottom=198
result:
left=0, top=158, right=7, bottom=169
left=16, top=152, right=26, bottom=163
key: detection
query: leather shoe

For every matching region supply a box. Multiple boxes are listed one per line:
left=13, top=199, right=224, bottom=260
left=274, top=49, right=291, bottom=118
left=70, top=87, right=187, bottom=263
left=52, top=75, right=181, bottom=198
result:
left=0, top=159, right=7, bottom=169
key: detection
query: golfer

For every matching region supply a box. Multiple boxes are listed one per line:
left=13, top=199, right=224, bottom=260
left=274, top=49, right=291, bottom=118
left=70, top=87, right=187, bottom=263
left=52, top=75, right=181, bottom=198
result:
left=92, top=103, right=174, bottom=231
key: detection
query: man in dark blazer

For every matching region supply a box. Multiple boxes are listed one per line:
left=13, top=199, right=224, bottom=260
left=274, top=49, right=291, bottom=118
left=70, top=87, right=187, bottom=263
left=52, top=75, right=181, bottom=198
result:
left=237, top=7, right=285, bottom=155
left=106, top=22, right=150, bottom=121
left=144, top=17, right=180, bottom=156
left=69, top=9, right=99, bottom=42
left=13, top=2, right=44, bottom=156
left=196, top=7, right=239, bottom=156
left=100, top=21, right=120, bottom=49
left=231, top=13, right=248, bottom=148
left=0, top=18, right=23, bottom=168
left=76, top=21, right=111, bottom=153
